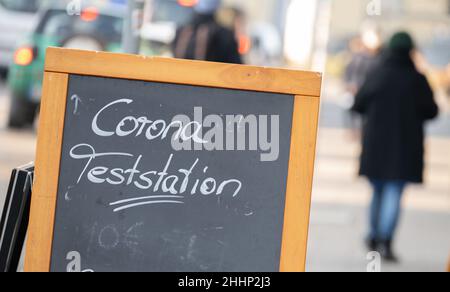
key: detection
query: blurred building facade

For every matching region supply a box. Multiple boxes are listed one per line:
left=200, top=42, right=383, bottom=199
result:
left=330, top=0, right=450, bottom=46
left=328, top=0, right=450, bottom=104
left=220, top=0, right=450, bottom=70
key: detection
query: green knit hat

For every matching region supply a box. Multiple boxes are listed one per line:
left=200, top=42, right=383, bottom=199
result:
left=389, top=32, right=415, bottom=53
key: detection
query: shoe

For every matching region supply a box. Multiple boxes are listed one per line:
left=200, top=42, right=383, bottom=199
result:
left=365, top=238, right=378, bottom=252
left=379, top=240, right=400, bottom=263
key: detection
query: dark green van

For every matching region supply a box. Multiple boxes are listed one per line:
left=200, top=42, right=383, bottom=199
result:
left=7, top=3, right=123, bottom=128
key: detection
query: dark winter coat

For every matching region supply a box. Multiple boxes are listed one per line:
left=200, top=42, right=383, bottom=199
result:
left=351, top=50, right=439, bottom=183
left=172, top=13, right=242, bottom=64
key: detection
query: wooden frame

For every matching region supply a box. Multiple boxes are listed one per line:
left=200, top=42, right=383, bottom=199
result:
left=447, top=254, right=450, bottom=272
left=25, top=47, right=321, bottom=272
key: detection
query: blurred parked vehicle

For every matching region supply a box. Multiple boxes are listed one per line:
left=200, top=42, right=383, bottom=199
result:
left=247, top=22, right=282, bottom=66
left=0, top=0, right=41, bottom=75
left=7, top=3, right=124, bottom=128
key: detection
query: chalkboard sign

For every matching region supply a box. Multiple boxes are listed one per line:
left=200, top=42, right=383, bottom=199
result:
left=25, top=48, right=321, bottom=272
left=0, top=164, right=33, bottom=272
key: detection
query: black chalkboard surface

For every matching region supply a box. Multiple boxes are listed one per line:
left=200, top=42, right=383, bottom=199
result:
left=50, top=75, right=294, bottom=272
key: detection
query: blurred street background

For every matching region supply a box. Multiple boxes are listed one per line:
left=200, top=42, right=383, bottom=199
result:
left=0, top=0, right=449, bottom=272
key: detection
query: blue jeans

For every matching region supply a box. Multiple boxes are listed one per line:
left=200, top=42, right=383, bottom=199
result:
left=368, top=179, right=407, bottom=242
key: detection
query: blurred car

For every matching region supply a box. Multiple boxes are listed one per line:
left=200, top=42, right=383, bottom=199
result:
left=7, top=3, right=124, bottom=128
left=246, top=22, right=282, bottom=66
left=0, top=0, right=41, bottom=74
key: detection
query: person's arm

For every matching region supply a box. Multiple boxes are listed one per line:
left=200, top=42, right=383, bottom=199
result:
left=417, top=74, right=439, bottom=121
left=351, top=78, right=373, bottom=115
left=344, top=59, right=355, bottom=85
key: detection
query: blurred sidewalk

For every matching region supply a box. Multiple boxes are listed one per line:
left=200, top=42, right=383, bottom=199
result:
left=307, top=77, right=450, bottom=272
left=307, top=123, right=450, bottom=272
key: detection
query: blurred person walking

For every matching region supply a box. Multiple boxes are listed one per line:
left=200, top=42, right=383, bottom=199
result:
left=344, top=36, right=378, bottom=94
left=351, top=32, right=439, bottom=262
left=343, top=36, right=380, bottom=138
left=172, top=0, right=242, bottom=64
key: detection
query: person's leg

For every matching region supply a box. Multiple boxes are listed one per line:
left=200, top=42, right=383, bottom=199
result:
left=378, top=181, right=406, bottom=241
left=367, top=179, right=384, bottom=249
left=377, top=180, right=407, bottom=261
